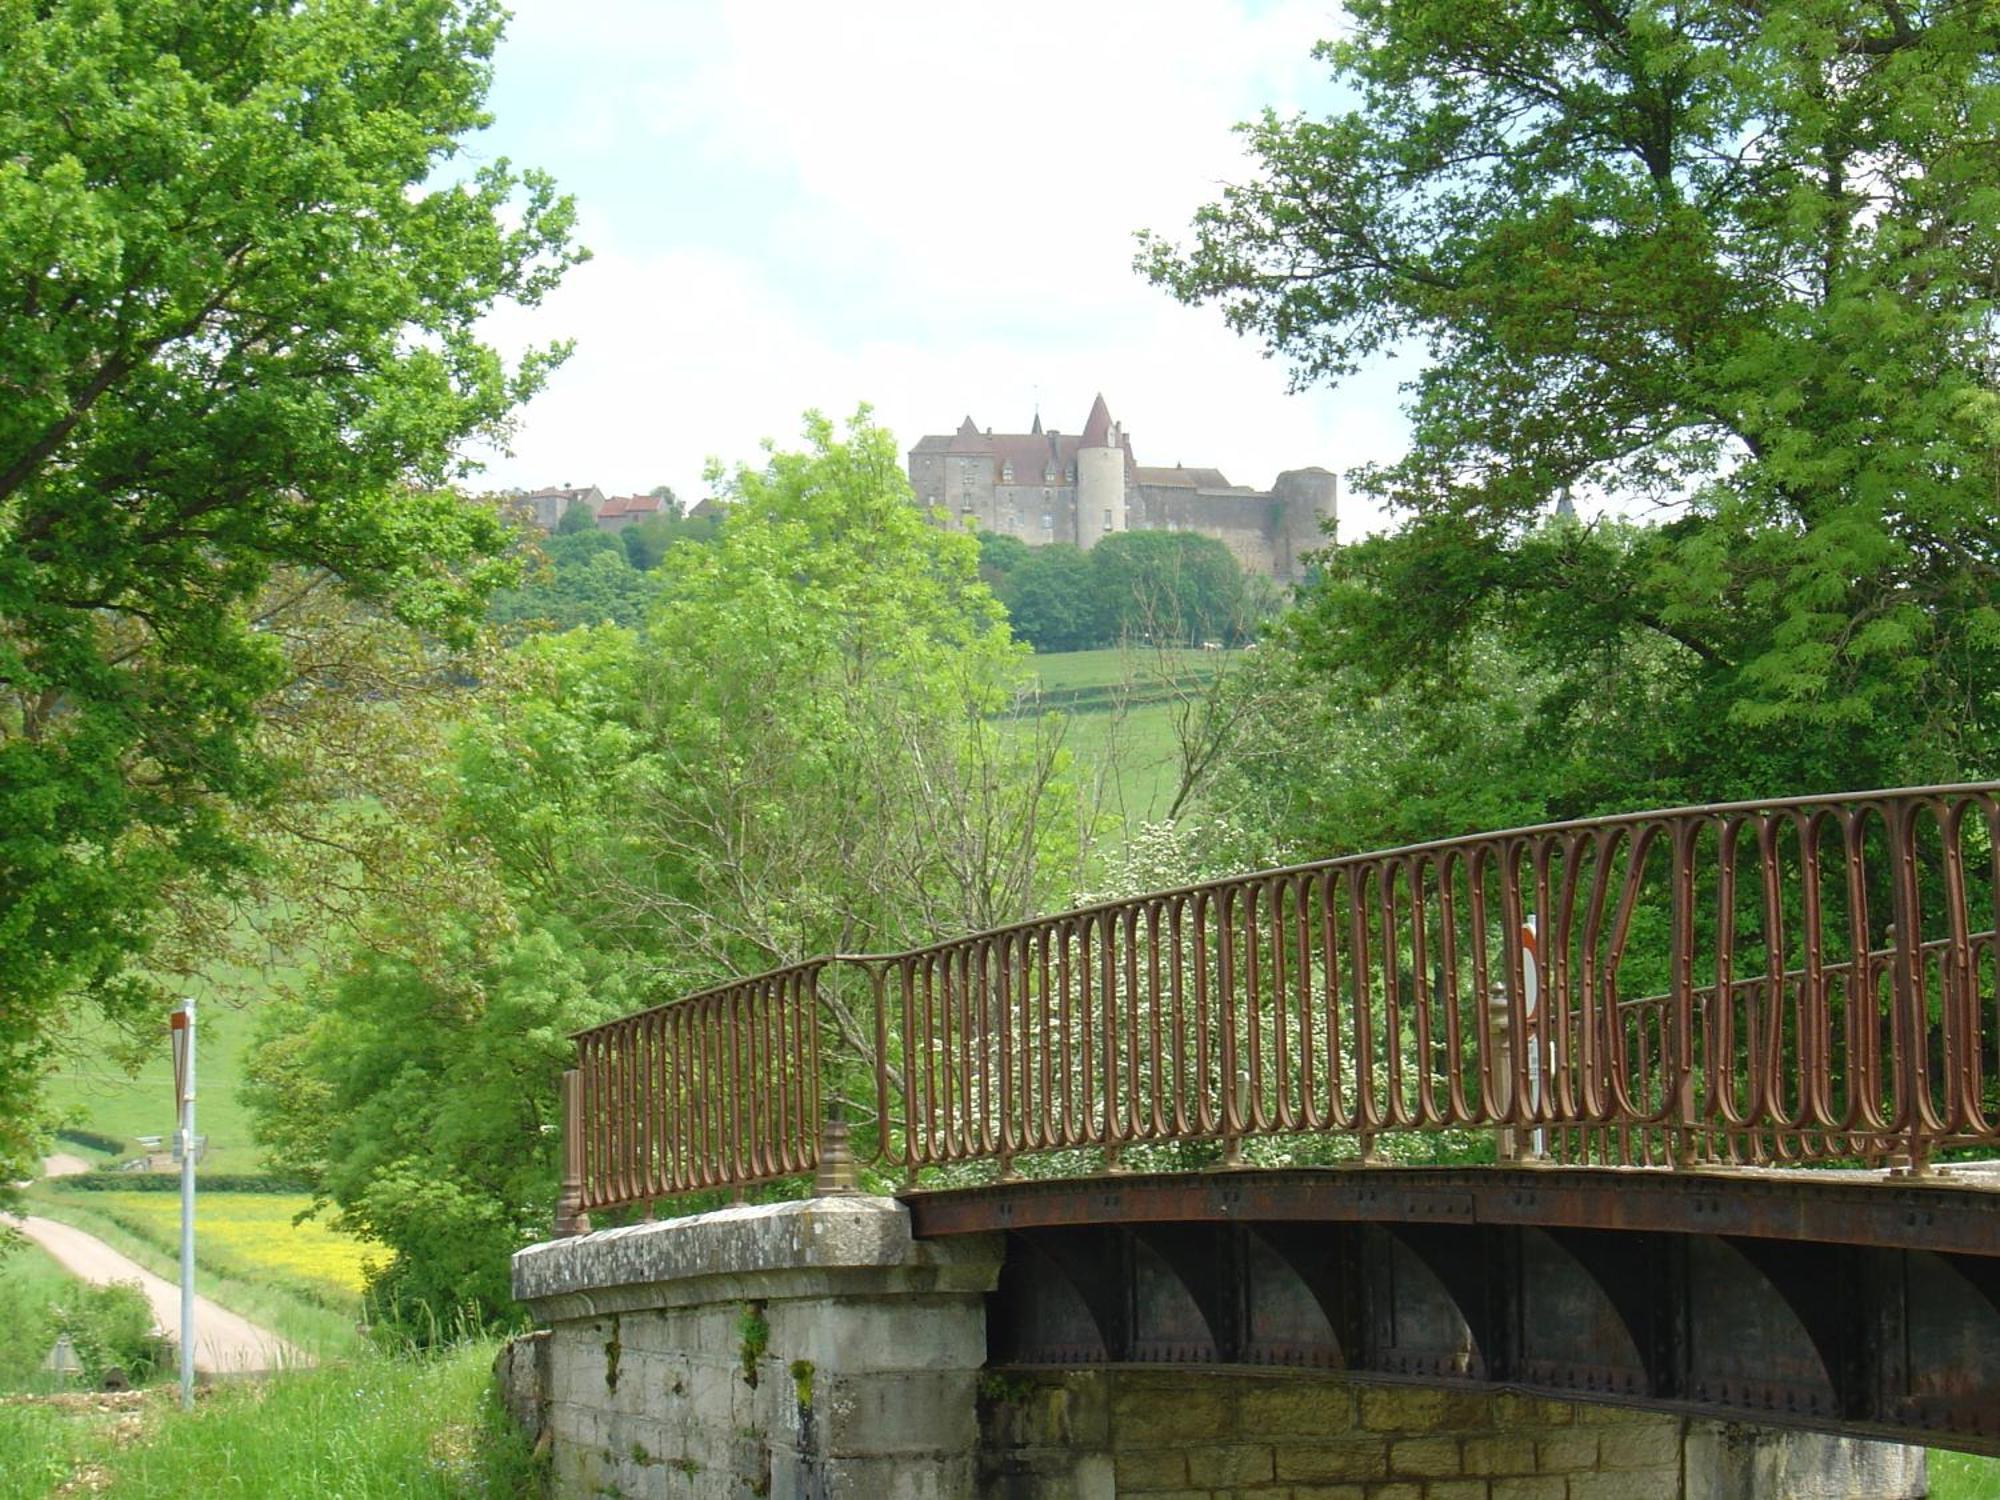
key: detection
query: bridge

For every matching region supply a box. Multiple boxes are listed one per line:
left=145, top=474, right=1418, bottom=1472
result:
left=509, top=786, right=2000, bottom=1498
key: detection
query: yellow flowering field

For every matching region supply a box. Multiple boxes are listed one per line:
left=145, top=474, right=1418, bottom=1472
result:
left=74, top=1192, right=374, bottom=1299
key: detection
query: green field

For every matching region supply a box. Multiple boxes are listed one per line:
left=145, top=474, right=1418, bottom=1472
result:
left=41, top=964, right=288, bottom=1175
left=21, top=1187, right=365, bottom=1361
left=1017, top=646, right=1242, bottom=825
left=41, top=1190, right=371, bottom=1300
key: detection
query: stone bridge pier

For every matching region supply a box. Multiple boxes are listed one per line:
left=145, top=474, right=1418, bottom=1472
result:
left=500, top=1197, right=1926, bottom=1500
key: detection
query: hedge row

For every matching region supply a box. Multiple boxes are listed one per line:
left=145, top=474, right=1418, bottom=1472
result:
left=54, top=1127, right=128, bottom=1156
left=55, top=1171, right=312, bottom=1194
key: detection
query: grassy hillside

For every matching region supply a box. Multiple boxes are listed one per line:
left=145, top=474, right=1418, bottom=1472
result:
left=1021, top=646, right=1240, bottom=825
left=41, top=960, right=292, bottom=1175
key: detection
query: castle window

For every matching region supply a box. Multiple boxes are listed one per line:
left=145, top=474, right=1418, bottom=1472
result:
left=1103, top=509, right=1113, bottom=528
left=1066, top=464, right=1076, bottom=482
left=1044, top=465, right=1056, bottom=483
left=1041, top=514, right=1053, bottom=531
left=1001, top=462, right=1013, bottom=483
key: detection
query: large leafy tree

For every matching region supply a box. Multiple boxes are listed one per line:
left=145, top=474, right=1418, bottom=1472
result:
left=0, top=0, right=579, bottom=1181
left=1143, top=0, right=2000, bottom=819
left=1091, top=530, right=1260, bottom=647
left=248, top=410, right=1093, bottom=1325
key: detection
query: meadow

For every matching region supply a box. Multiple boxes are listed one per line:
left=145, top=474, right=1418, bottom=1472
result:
left=19, top=1188, right=365, bottom=1363
left=40, top=963, right=281, bottom=1175
left=0, top=1340, right=534, bottom=1499
left=40, top=1190, right=371, bottom=1300
left=1013, top=645, right=1237, bottom=825
left=0, top=1243, right=78, bottom=1394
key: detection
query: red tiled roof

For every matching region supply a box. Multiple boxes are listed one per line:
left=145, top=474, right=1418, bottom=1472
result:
left=598, top=494, right=665, bottom=520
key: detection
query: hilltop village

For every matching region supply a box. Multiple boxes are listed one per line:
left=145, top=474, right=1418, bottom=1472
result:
left=512, top=394, right=1337, bottom=583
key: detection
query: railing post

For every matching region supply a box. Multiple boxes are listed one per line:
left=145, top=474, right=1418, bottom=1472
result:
left=552, top=1067, right=591, bottom=1239
left=814, top=1099, right=859, bottom=1196
left=1884, top=922, right=1936, bottom=1178
left=1488, top=986, right=1520, bottom=1163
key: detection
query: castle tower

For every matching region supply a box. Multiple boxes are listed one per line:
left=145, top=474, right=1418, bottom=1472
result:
left=1271, top=467, right=1338, bottom=582
left=1075, top=393, right=1126, bottom=549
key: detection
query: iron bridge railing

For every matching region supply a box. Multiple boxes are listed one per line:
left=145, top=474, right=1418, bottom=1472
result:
left=554, top=785, right=2000, bottom=1232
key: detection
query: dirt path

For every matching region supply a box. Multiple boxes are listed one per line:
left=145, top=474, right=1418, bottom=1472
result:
left=41, top=1153, right=93, bottom=1179
left=9, top=1215, right=311, bottom=1375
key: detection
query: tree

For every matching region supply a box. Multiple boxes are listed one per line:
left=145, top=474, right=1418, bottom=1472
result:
left=620, top=511, right=719, bottom=571
left=0, top=0, right=580, bottom=1184
left=488, top=539, right=661, bottom=633
left=246, top=409, right=1093, bottom=1325
left=1001, top=544, right=1106, bottom=652
left=1090, top=530, right=1255, bottom=646
left=554, top=499, right=597, bottom=534
left=975, top=530, right=1032, bottom=593
left=1142, top=1, right=2000, bottom=814
left=646, top=484, right=685, bottom=520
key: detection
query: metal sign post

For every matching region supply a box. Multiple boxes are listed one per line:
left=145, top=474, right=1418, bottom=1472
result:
left=169, top=999, right=195, bottom=1411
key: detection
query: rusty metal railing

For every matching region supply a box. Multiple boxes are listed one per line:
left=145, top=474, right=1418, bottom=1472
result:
left=555, top=785, right=2000, bottom=1231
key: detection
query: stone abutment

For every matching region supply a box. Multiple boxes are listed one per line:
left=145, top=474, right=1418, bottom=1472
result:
left=500, top=1196, right=1925, bottom=1500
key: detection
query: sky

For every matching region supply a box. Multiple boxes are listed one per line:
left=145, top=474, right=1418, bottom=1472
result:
left=469, top=1, right=1409, bottom=538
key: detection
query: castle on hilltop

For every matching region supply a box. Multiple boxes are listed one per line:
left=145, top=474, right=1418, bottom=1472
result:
left=907, top=394, right=1335, bottom=581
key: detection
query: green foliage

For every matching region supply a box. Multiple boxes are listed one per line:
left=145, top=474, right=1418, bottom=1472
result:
left=1144, top=1, right=2000, bottom=822
left=244, top=923, right=627, bottom=1331
left=51, top=1279, right=172, bottom=1386
left=245, top=408, right=1089, bottom=1328
left=0, top=1242, right=72, bottom=1392
left=999, top=543, right=1104, bottom=652
left=554, top=500, right=597, bottom=534
left=992, top=533, right=1270, bottom=653
left=975, top=530, right=1032, bottom=590
left=489, top=533, right=661, bottom=632
left=736, top=1302, right=769, bottom=1386
left=621, top=511, right=719, bottom=571
left=1090, top=530, right=1257, bottom=646
left=0, top=1340, right=540, bottom=1498
left=0, top=0, right=580, bottom=1187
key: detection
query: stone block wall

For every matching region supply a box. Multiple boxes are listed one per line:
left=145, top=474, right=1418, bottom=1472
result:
left=505, top=1197, right=1002, bottom=1500
left=977, top=1371, right=1925, bottom=1500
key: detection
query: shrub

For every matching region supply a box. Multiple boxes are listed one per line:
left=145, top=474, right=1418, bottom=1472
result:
left=55, top=1171, right=310, bottom=1193
left=53, top=1128, right=127, bottom=1156
left=51, top=1280, right=173, bottom=1386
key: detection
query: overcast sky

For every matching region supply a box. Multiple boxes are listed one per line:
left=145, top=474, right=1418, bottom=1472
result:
left=469, top=1, right=1407, bottom=538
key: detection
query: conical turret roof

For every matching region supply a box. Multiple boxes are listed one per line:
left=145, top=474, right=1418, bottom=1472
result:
left=1080, top=393, right=1114, bottom=447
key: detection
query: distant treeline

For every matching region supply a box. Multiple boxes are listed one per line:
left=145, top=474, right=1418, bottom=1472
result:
left=487, top=511, right=721, bottom=633
left=978, top=530, right=1280, bottom=653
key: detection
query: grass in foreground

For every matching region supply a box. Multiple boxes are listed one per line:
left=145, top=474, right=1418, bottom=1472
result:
left=0, top=1242, right=80, bottom=1394
left=1933, top=1448, right=2000, bottom=1500
left=0, top=1341, right=534, bottom=1499
left=20, top=1187, right=364, bottom=1363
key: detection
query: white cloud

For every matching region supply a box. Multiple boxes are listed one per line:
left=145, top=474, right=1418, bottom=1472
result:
left=471, top=0, right=1405, bottom=538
